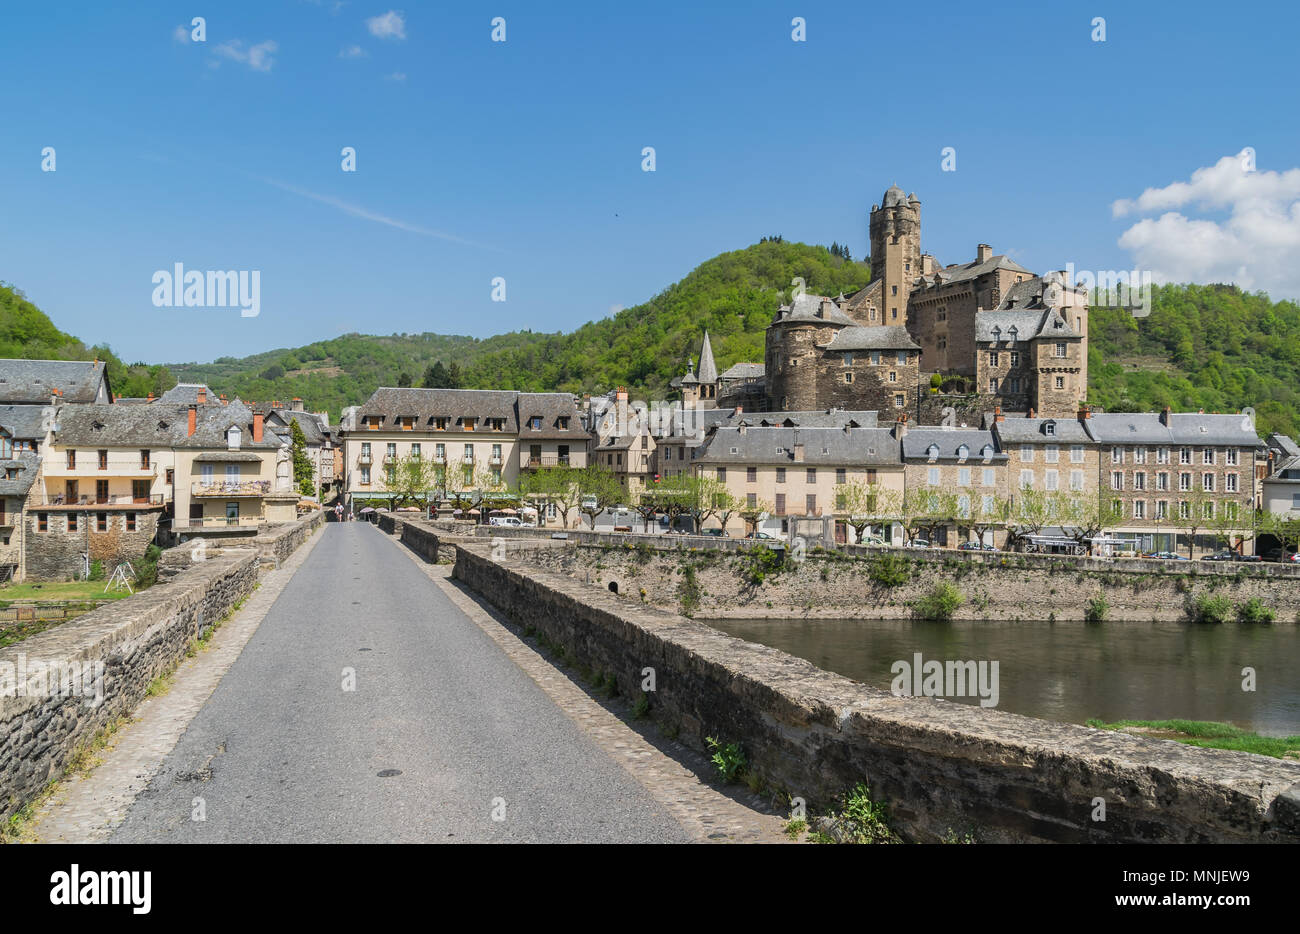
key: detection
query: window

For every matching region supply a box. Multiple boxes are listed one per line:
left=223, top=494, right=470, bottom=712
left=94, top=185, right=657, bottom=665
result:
left=1044, top=445, right=1059, bottom=463
left=1134, top=447, right=1147, bottom=464
left=1203, top=501, right=1214, bottom=519
left=1054, top=376, right=1064, bottom=390
left=98, top=450, right=108, bottom=470
left=982, top=494, right=995, bottom=512
left=894, top=394, right=905, bottom=408
left=530, top=417, right=542, bottom=430
left=462, top=418, right=477, bottom=431
left=844, top=372, right=854, bottom=384
left=68, top=513, right=78, bottom=531
left=1202, top=473, right=1214, bottom=492
left=747, top=467, right=757, bottom=483
left=360, top=466, right=371, bottom=485
left=166, top=468, right=174, bottom=485
left=1157, top=447, right=1169, bottom=464
left=464, top=444, right=474, bottom=462
left=1179, top=501, right=1190, bottom=520
left=38, top=512, right=48, bottom=532
left=958, top=468, right=971, bottom=486
left=1179, top=472, right=1191, bottom=492
left=1179, top=447, right=1191, bottom=465
left=1203, top=449, right=1214, bottom=466
left=806, top=494, right=817, bottom=514
left=989, top=351, right=999, bottom=367
left=1111, top=446, right=1123, bottom=464
left=747, top=493, right=757, bottom=508
left=717, top=467, right=726, bottom=482
left=888, top=371, right=897, bottom=383
left=1070, top=470, right=1084, bottom=491
left=1156, top=472, right=1169, bottom=491
left=1111, top=471, right=1124, bottom=490
left=1133, top=500, right=1146, bottom=519
left=843, top=353, right=854, bottom=366
left=1010, top=351, right=1020, bottom=367
left=1055, top=342, right=1067, bottom=357
left=1134, top=472, right=1146, bottom=491
left=989, top=378, right=999, bottom=393
left=776, top=468, right=786, bottom=484
left=957, top=444, right=969, bottom=461
left=1225, top=473, right=1238, bottom=493
left=67, top=450, right=76, bottom=469
left=1225, top=502, right=1238, bottom=521
left=1070, top=445, right=1084, bottom=463
left=1226, top=448, right=1239, bottom=466
left=435, top=443, right=446, bottom=461
left=491, top=443, right=502, bottom=463
left=835, top=468, right=846, bottom=484
left=126, top=513, right=136, bottom=532
left=1020, top=469, right=1034, bottom=489
left=1020, top=446, right=1034, bottom=462
left=774, top=493, right=786, bottom=515
left=1156, top=500, right=1168, bottom=520
left=806, top=468, right=816, bottom=483
left=870, top=351, right=881, bottom=366
left=97, top=512, right=107, bottom=532
left=410, top=443, right=421, bottom=460
left=386, top=443, right=396, bottom=460
left=928, top=467, right=940, bottom=486
left=1045, top=470, right=1059, bottom=491
left=982, top=468, right=996, bottom=486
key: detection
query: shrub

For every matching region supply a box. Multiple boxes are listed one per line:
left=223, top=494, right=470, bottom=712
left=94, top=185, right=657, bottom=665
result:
left=677, top=565, right=702, bottom=616
left=133, top=545, right=163, bottom=590
left=743, top=545, right=783, bottom=585
left=705, top=736, right=746, bottom=784
left=1185, top=592, right=1232, bottom=624
left=87, top=560, right=105, bottom=581
left=1084, top=595, right=1109, bottom=622
left=912, top=581, right=963, bottom=620
left=1235, top=598, right=1276, bottom=624
left=868, top=553, right=911, bottom=587
left=835, top=783, right=900, bottom=844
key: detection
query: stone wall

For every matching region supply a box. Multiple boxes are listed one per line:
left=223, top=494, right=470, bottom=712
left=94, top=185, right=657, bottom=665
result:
left=23, top=510, right=163, bottom=582
left=0, top=549, right=258, bottom=819
left=440, top=537, right=1300, bottom=843
left=251, top=510, right=325, bottom=566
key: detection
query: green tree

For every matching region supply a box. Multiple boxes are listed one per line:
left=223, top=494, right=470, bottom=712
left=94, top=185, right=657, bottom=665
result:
left=520, top=465, right=581, bottom=527
left=289, top=419, right=316, bottom=497
left=576, top=466, right=623, bottom=529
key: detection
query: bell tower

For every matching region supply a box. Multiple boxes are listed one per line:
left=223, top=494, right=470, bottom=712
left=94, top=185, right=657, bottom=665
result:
left=868, top=185, right=922, bottom=326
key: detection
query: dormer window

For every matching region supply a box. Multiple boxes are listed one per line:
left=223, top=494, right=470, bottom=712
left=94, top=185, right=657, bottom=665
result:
left=957, top=444, right=969, bottom=461
left=1044, top=421, right=1056, bottom=436
left=927, top=444, right=940, bottom=461
left=530, top=417, right=542, bottom=430
left=982, top=444, right=994, bottom=459
left=227, top=426, right=242, bottom=450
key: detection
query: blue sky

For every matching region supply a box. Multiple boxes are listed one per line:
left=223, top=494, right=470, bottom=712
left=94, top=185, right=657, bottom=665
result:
left=2, top=0, right=1297, bottom=364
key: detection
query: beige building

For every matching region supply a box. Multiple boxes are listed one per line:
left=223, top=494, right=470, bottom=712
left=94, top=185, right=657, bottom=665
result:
left=899, top=423, right=1010, bottom=547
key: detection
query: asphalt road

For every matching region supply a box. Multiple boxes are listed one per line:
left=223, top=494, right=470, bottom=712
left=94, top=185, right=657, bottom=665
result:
left=110, top=523, right=690, bottom=843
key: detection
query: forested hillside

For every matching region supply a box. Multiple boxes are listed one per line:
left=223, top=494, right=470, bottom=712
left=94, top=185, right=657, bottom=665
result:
left=1087, top=284, right=1300, bottom=438
left=0, top=282, right=176, bottom=398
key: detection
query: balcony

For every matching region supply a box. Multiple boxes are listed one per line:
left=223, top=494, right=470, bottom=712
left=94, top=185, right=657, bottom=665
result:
left=520, top=452, right=572, bottom=469
left=181, top=516, right=263, bottom=529
left=191, top=480, right=271, bottom=497
left=35, top=492, right=165, bottom=507
left=358, top=453, right=373, bottom=465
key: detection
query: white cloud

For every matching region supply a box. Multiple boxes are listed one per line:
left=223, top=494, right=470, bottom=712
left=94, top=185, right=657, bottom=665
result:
left=366, top=10, right=406, bottom=40
left=383, top=72, right=407, bottom=82
left=339, top=44, right=367, bottom=59
left=172, top=25, right=190, bottom=43
left=609, top=304, right=624, bottom=314
left=214, top=39, right=278, bottom=72
left=1112, top=152, right=1300, bottom=301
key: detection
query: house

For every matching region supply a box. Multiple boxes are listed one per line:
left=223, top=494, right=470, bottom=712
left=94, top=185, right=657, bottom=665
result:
left=0, top=359, right=111, bottom=405
left=898, top=421, right=1009, bottom=547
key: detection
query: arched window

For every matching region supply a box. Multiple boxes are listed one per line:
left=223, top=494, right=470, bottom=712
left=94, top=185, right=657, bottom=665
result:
left=927, top=444, right=939, bottom=461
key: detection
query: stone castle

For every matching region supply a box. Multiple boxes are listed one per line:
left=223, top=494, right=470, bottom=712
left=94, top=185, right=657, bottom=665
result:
left=679, top=184, right=1090, bottom=421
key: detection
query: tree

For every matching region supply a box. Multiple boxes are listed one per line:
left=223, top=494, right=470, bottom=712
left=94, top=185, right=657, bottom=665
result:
left=447, top=464, right=509, bottom=522
left=738, top=497, right=772, bottom=537
left=1177, top=488, right=1218, bottom=558
left=397, top=371, right=412, bottom=388
left=422, top=361, right=449, bottom=388
left=837, top=481, right=902, bottom=543
left=1055, top=490, right=1107, bottom=554
left=1006, top=488, right=1056, bottom=550
left=710, top=485, right=743, bottom=535
left=289, top=419, right=316, bottom=497
left=446, top=361, right=464, bottom=389
left=576, top=466, right=622, bottom=529
left=681, top=475, right=726, bottom=532
left=380, top=454, right=442, bottom=511
left=520, top=465, right=581, bottom=528
left=911, top=490, right=959, bottom=546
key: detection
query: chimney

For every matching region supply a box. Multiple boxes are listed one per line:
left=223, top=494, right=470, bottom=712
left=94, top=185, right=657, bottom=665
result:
left=733, top=406, right=743, bottom=417
left=977, top=244, right=992, bottom=263
left=616, top=387, right=629, bottom=434
left=253, top=412, right=264, bottom=443
left=146, top=391, right=154, bottom=402
left=50, top=387, right=59, bottom=406
left=1161, top=406, right=1172, bottom=426
left=994, top=404, right=1005, bottom=424
left=1028, top=406, right=1036, bottom=419
left=220, top=394, right=227, bottom=405
left=187, top=404, right=197, bottom=437
left=1078, top=404, right=1091, bottom=421
left=792, top=442, right=805, bottom=462
left=291, top=397, right=304, bottom=412
left=197, top=387, right=207, bottom=405
left=893, top=412, right=909, bottom=439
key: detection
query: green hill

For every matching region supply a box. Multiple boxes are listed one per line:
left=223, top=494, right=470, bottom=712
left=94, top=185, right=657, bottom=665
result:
left=0, top=282, right=176, bottom=398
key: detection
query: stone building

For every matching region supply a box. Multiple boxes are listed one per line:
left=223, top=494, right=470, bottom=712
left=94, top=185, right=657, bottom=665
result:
left=898, top=422, right=1010, bottom=547
left=0, top=359, right=111, bottom=405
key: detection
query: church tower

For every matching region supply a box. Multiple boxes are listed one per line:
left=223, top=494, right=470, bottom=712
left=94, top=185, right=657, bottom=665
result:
left=868, top=185, right=922, bottom=326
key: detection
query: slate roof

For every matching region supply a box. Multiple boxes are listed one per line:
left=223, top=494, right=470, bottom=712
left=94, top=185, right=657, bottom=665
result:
left=357, top=388, right=584, bottom=438
left=0, top=454, right=38, bottom=497
left=820, top=326, right=920, bottom=352
left=694, top=426, right=901, bottom=467
left=156, top=383, right=218, bottom=405
left=0, top=359, right=109, bottom=404
left=718, top=363, right=765, bottom=381
left=974, top=308, right=1079, bottom=342
left=516, top=392, right=588, bottom=439
left=917, top=255, right=1032, bottom=289
left=901, top=428, right=1006, bottom=462
left=771, top=293, right=858, bottom=327
left=696, top=332, right=718, bottom=384
left=0, top=405, right=50, bottom=440
left=1082, top=412, right=1265, bottom=448
left=990, top=415, right=1093, bottom=444
left=53, top=400, right=284, bottom=449
left=266, top=409, right=326, bottom=446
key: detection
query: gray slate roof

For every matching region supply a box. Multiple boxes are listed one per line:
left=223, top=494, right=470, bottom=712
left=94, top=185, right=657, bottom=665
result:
left=266, top=409, right=326, bottom=446
left=772, top=293, right=858, bottom=327
left=0, top=454, right=38, bottom=497
left=694, top=426, right=901, bottom=467
left=0, top=405, right=50, bottom=440
left=718, top=362, right=765, bottom=381
left=156, top=383, right=217, bottom=405
left=990, top=415, right=1093, bottom=444
left=358, top=388, right=585, bottom=439
left=975, top=308, right=1078, bottom=342
left=54, top=400, right=283, bottom=449
left=696, top=332, right=718, bottom=384
left=918, top=255, right=1032, bottom=289
left=902, top=428, right=1005, bottom=462
left=0, top=359, right=109, bottom=404
left=1082, top=412, right=1265, bottom=447
left=821, top=326, right=920, bottom=352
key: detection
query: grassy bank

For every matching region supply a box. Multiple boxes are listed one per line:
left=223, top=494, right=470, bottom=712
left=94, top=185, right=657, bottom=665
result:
left=1088, top=718, right=1300, bottom=759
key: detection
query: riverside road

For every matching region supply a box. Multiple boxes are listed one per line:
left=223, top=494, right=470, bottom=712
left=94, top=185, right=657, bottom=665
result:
left=109, top=523, right=691, bottom=843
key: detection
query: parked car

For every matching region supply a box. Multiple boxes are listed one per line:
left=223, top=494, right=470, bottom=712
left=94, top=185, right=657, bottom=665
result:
left=858, top=536, right=888, bottom=547
left=746, top=530, right=785, bottom=542
left=700, top=528, right=730, bottom=537
left=904, top=539, right=930, bottom=549
left=1261, top=548, right=1300, bottom=563
left=1142, top=551, right=1188, bottom=560
left=1201, top=551, right=1237, bottom=561
left=958, top=542, right=998, bottom=552
left=488, top=515, right=523, bottom=528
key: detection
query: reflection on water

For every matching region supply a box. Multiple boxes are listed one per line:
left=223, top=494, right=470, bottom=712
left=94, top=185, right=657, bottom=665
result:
left=705, top=617, right=1300, bottom=737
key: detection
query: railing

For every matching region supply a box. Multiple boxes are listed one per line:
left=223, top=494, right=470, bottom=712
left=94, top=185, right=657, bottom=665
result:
left=191, top=480, right=271, bottom=497
left=519, top=453, right=572, bottom=469
left=34, top=492, right=165, bottom=506
left=178, top=515, right=263, bottom=529
left=359, top=453, right=372, bottom=465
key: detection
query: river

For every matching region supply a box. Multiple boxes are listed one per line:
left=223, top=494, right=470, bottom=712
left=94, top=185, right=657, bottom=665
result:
left=705, top=617, right=1300, bottom=737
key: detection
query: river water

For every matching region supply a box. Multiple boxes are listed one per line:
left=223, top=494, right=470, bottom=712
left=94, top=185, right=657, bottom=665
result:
left=705, top=617, right=1300, bottom=737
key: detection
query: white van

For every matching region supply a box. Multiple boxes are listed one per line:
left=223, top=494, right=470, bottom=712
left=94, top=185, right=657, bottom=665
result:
left=489, top=516, right=523, bottom=528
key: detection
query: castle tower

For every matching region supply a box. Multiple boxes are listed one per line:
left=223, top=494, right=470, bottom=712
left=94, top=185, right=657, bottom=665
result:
left=868, top=185, right=922, bottom=327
